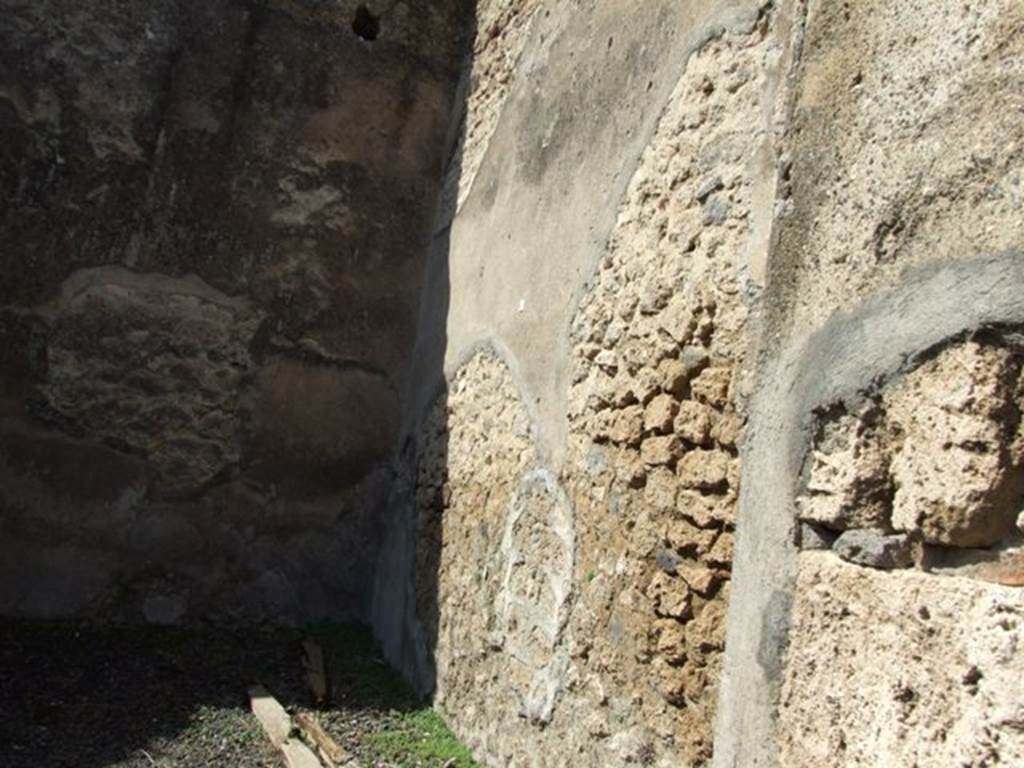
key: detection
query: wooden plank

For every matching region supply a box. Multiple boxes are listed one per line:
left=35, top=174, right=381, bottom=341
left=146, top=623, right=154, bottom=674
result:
left=295, top=711, right=351, bottom=767
left=248, top=685, right=293, bottom=748
left=248, top=684, right=329, bottom=768
left=302, top=639, right=329, bottom=705
left=281, top=738, right=325, bottom=768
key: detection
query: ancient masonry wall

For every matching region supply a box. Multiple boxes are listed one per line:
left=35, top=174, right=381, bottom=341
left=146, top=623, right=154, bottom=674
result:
left=719, top=1, right=1024, bottom=764
left=381, top=0, right=1024, bottom=767
left=2, top=0, right=1023, bottom=765
left=0, top=0, right=473, bottom=624
left=384, top=1, right=789, bottom=766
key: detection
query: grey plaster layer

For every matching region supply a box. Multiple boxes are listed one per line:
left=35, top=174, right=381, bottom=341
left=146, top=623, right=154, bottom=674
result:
left=417, top=0, right=771, bottom=468
left=715, top=251, right=1024, bottom=768
left=375, top=0, right=774, bottom=692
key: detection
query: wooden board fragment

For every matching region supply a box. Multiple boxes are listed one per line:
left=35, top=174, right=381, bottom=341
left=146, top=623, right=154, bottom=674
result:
left=281, top=738, right=326, bottom=768
left=295, top=711, right=351, bottom=767
left=302, top=639, right=329, bottom=704
left=248, top=685, right=293, bottom=748
left=248, top=684, right=327, bottom=768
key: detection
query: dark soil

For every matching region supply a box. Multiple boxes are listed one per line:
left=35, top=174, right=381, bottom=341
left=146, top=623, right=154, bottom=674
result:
left=0, top=621, right=476, bottom=768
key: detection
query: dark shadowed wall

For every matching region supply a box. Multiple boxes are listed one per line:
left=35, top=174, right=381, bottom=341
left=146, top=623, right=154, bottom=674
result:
left=0, top=0, right=473, bottom=624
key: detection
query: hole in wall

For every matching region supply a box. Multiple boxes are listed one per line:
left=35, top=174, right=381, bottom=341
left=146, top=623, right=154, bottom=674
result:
left=352, top=4, right=380, bottom=42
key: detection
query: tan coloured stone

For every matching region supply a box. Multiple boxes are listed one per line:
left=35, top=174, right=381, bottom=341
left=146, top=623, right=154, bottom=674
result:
left=711, top=410, right=742, bottom=448
left=644, top=467, right=678, bottom=512
left=658, top=295, right=697, bottom=344
left=644, top=393, right=679, bottom=434
left=726, top=456, right=741, bottom=490
left=678, top=563, right=720, bottom=595
left=688, top=600, right=727, bottom=654
left=654, top=659, right=687, bottom=704
left=667, top=519, right=718, bottom=558
left=675, top=400, right=714, bottom=445
left=594, top=349, right=618, bottom=373
left=690, top=366, right=732, bottom=407
left=704, top=532, right=733, bottom=568
left=797, top=411, right=892, bottom=530
left=659, top=358, right=691, bottom=398
left=632, top=366, right=662, bottom=405
left=677, top=448, right=731, bottom=491
left=610, top=372, right=641, bottom=407
left=616, top=450, right=647, bottom=489
left=679, top=664, right=709, bottom=700
left=654, top=619, right=687, bottom=663
left=590, top=409, right=616, bottom=443
left=586, top=712, right=611, bottom=738
left=654, top=659, right=706, bottom=705
left=641, top=435, right=682, bottom=466
left=677, top=490, right=733, bottom=528
left=608, top=404, right=644, bottom=446
left=647, top=572, right=692, bottom=619
left=886, top=342, right=1024, bottom=547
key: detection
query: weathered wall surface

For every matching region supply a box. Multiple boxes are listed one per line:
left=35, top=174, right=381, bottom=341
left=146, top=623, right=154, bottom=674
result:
left=376, top=0, right=1024, bottom=767
left=718, top=1, right=1024, bottom=766
left=375, top=0, right=792, bottom=765
left=5, top=0, right=1024, bottom=764
left=778, top=552, right=1024, bottom=768
left=0, top=0, right=471, bottom=623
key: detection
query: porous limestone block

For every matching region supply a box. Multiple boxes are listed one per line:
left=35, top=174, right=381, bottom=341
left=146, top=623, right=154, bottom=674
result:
left=779, top=552, right=1024, bottom=768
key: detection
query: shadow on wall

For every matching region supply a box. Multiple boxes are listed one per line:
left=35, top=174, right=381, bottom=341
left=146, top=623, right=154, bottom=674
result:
left=370, top=3, right=474, bottom=699
left=0, top=0, right=477, bottom=765
left=0, top=0, right=477, bottom=626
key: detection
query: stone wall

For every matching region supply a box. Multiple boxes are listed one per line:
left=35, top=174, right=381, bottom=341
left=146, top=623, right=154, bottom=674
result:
left=376, top=0, right=1024, bottom=767
left=4, top=0, right=1024, bottom=765
left=719, top=1, right=1024, bottom=765
left=0, top=0, right=472, bottom=623
left=376, top=1, right=790, bottom=766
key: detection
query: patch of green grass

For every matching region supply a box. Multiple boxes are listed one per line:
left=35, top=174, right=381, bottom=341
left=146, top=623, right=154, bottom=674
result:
left=306, top=622, right=479, bottom=768
left=367, top=708, right=479, bottom=768
left=306, top=622, right=421, bottom=711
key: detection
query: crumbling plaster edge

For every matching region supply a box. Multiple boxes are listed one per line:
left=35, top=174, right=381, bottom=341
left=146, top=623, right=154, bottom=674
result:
left=437, top=0, right=779, bottom=475
left=714, top=249, right=1024, bottom=768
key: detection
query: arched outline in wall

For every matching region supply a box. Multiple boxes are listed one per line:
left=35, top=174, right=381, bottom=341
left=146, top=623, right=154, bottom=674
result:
left=715, top=249, right=1024, bottom=768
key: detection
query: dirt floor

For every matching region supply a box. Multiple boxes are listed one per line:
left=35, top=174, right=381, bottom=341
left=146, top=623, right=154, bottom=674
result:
left=0, top=621, right=477, bottom=768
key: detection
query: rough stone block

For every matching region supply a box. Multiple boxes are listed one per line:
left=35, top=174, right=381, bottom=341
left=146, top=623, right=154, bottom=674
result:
left=678, top=563, right=719, bottom=595
left=642, top=435, right=682, bottom=466
left=667, top=519, right=718, bottom=558
left=677, top=448, right=731, bottom=491
left=887, top=341, right=1024, bottom=548
left=833, top=528, right=913, bottom=570
left=675, top=400, right=714, bottom=445
left=780, top=553, right=1024, bottom=767
left=797, top=411, right=892, bottom=531
left=648, top=572, right=693, bottom=619
left=711, top=409, right=742, bottom=448
left=677, top=490, right=733, bottom=528
left=644, top=467, right=678, bottom=512
left=654, top=619, right=687, bottom=663
left=644, top=393, right=679, bottom=434
left=690, top=366, right=732, bottom=407
left=703, top=531, right=734, bottom=568
left=609, top=404, right=645, bottom=446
